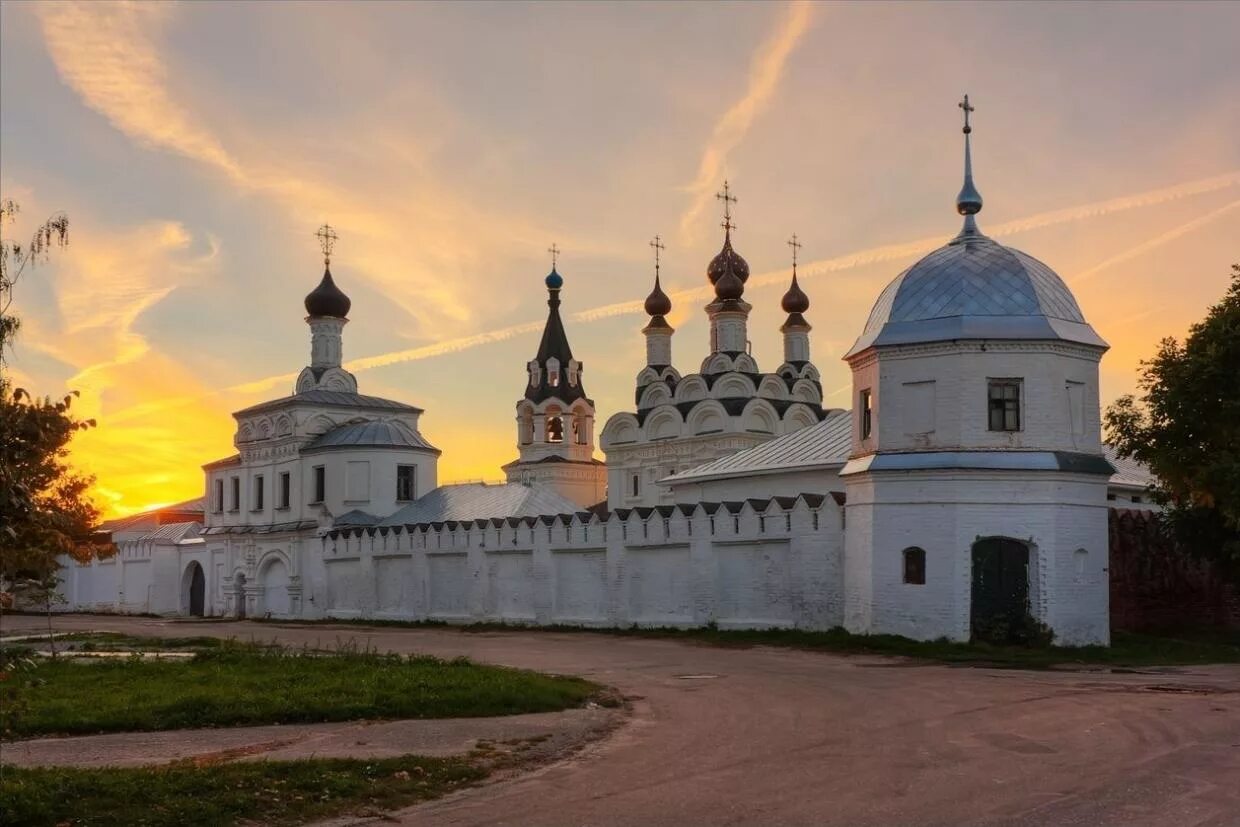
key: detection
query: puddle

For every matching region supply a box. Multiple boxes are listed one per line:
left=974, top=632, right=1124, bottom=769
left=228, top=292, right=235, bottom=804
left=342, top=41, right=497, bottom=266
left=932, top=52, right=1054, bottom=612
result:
left=674, top=674, right=721, bottom=680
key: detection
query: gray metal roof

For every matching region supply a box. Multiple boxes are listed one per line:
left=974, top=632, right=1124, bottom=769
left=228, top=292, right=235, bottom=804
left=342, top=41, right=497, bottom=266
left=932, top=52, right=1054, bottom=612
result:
left=841, top=450, right=1116, bottom=476
left=380, top=483, right=584, bottom=525
left=665, top=410, right=852, bottom=485
left=847, top=233, right=1106, bottom=356
left=1103, top=445, right=1156, bottom=490
left=235, top=389, right=422, bottom=417
left=303, top=419, right=439, bottom=454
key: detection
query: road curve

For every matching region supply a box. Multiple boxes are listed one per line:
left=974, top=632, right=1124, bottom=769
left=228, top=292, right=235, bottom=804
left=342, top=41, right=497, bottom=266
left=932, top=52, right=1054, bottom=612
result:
left=6, top=614, right=1239, bottom=827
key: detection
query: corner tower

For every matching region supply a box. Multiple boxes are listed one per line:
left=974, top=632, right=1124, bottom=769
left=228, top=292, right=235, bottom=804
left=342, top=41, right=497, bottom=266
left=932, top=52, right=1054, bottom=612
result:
left=503, top=248, right=606, bottom=508
left=840, top=97, right=1112, bottom=646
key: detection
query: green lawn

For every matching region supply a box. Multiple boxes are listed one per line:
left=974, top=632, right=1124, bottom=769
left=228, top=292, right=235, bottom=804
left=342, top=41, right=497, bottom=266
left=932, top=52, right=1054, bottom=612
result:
left=262, top=617, right=1240, bottom=670
left=2, top=644, right=600, bottom=738
left=0, top=753, right=487, bottom=827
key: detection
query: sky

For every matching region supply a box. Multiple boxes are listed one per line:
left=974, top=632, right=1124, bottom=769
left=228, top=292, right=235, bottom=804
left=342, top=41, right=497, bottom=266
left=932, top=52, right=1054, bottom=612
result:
left=2, top=0, right=1238, bottom=518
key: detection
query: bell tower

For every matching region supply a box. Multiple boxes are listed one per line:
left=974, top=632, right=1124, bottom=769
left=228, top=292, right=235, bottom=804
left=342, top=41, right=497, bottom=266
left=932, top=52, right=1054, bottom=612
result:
left=502, top=248, right=607, bottom=508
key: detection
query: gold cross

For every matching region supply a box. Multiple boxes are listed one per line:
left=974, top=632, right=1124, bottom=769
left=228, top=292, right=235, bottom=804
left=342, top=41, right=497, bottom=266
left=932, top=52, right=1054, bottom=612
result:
left=716, top=180, right=737, bottom=233
left=315, top=223, right=338, bottom=265
left=548, top=243, right=560, bottom=270
left=650, top=235, right=665, bottom=276
left=959, top=94, right=974, bottom=133
left=787, top=233, right=802, bottom=269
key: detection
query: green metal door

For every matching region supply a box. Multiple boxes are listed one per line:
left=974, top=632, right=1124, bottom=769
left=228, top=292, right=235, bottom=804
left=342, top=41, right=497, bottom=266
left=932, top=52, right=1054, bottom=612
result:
left=971, top=538, right=1029, bottom=642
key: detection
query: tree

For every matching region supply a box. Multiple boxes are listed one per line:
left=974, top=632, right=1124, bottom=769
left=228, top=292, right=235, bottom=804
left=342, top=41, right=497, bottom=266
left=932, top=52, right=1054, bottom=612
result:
left=1105, top=264, right=1240, bottom=579
left=0, top=200, right=108, bottom=585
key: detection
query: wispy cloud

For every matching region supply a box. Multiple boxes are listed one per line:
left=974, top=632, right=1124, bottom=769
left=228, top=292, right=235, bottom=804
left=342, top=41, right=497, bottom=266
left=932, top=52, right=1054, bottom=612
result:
left=35, top=1, right=546, bottom=331
left=677, top=0, right=814, bottom=241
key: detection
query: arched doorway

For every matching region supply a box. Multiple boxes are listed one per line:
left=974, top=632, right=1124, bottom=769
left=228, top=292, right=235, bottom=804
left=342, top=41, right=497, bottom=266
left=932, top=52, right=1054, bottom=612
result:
left=970, top=537, right=1030, bottom=642
left=183, top=562, right=205, bottom=617
left=259, top=557, right=291, bottom=617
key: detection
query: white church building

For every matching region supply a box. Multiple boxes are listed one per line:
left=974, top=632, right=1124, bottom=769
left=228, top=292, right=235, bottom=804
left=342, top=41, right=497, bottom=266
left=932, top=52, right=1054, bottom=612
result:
left=58, top=100, right=1141, bottom=645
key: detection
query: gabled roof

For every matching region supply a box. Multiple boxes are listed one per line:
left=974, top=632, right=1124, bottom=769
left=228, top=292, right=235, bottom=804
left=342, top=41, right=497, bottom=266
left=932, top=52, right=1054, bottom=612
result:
left=304, top=419, right=440, bottom=454
left=665, top=410, right=851, bottom=485
left=1104, top=445, right=1157, bottom=490
left=235, top=389, right=422, bottom=417
left=380, top=483, right=583, bottom=526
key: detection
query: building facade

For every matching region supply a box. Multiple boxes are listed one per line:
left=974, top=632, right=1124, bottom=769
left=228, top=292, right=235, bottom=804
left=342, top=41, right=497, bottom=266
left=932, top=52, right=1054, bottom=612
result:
left=59, top=100, right=1131, bottom=646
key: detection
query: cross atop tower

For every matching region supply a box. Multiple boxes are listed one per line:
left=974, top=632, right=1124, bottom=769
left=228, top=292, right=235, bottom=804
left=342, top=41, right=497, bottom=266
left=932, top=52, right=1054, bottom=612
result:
left=787, top=233, right=802, bottom=270
left=959, top=94, right=974, bottom=134
left=716, top=180, right=737, bottom=233
left=548, top=243, right=560, bottom=270
left=650, top=234, right=665, bottom=277
left=315, top=223, right=338, bottom=266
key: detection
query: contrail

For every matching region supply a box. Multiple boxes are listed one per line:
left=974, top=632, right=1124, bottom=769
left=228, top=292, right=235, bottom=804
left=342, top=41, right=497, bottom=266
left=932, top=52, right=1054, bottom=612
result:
left=678, top=0, right=814, bottom=240
left=1071, top=197, right=1240, bottom=284
left=103, top=169, right=1240, bottom=425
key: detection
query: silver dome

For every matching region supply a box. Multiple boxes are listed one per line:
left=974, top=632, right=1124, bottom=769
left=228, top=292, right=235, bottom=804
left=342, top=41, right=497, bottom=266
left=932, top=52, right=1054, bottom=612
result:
left=845, top=233, right=1107, bottom=357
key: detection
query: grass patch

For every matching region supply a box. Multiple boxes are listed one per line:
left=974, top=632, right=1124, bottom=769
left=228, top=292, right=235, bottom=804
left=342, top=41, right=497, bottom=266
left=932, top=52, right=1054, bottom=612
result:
left=259, top=617, right=1240, bottom=670
left=0, top=753, right=486, bottom=826
left=3, top=643, right=599, bottom=739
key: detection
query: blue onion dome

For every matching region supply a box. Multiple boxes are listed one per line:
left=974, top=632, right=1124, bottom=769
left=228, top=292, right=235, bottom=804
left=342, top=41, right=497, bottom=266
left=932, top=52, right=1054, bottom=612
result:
left=304, top=267, right=351, bottom=318
left=706, top=232, right=750, bottom=286
left=545, top=268, right=564, bottom=290
left=781, top=272, right=810, bottom=314
left=644, top=275, right=672, bottom=316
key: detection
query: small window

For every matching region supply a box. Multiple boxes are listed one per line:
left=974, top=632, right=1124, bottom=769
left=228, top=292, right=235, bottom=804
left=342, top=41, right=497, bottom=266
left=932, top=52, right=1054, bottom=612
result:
left=229, top=476, right=240, bottom=512
left=1106, top=493, right=1117, bottom=501
left=252, top=475, right=264, bottom=511
left=311, top=465, right=326, bottom=504
left=860, top=388, right=873, bottom=440
left=1131, top=495, right=1143, bottom=504
left=988, top=380, right=1022, bottom=431
left=213, top=479, right=224, bottom=513
left=631, top=474, right=640, bottom=497
left=396, top=465, right=416, bottom=501
left=277, top=472, right=291, bottom=509
left=903, top=547, right=926, bottom=585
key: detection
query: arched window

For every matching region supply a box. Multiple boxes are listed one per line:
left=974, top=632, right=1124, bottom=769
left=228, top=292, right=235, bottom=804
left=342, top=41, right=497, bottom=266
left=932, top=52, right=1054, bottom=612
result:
left=903, top=547, right=926, bottom=585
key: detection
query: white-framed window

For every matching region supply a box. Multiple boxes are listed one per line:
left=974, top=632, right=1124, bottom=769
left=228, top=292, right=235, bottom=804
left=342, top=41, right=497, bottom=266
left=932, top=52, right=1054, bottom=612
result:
left=213, top=479, right=224, bottom=513
left=860, top=388, right=873, bottom=439
left=252, top=475, right=264, bottom=511
left=229, top=476, right=241, bottom=512
left=988, top=379, right=1022, bottom=431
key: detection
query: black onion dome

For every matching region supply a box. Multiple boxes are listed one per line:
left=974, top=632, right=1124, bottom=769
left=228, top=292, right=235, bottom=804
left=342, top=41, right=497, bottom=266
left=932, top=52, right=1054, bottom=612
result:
left=644, top=275, right=672, bottom=316
left=304, top=267, right=351, bottom=318
left=715, top=266, right=744, bottom=301
left=781, top=272, right=810, bottom=313
left=706, top=232, right=750, bottom=285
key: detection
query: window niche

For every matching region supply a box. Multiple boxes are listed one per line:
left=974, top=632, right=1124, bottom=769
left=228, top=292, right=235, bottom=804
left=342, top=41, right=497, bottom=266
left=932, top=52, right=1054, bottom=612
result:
left=396, top=464, right=416, bottom=502
left=860, top=388, right=873, bottom=440
left=902, top=546, right=926, bottom=585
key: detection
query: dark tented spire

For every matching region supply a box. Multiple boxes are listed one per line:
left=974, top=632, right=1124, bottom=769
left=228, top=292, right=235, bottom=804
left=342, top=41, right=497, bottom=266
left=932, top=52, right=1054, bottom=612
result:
left=526, top=267, right=586, bottom=403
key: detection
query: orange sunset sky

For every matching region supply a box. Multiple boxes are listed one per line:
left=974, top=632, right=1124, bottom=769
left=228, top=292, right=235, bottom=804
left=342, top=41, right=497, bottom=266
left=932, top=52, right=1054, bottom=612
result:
left=2, top=1, right=1238, bottom=518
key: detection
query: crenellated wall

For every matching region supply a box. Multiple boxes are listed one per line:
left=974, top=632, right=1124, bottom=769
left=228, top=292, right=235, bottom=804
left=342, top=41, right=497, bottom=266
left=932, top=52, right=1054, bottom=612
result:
left=56, top=494, right=847, bottom=632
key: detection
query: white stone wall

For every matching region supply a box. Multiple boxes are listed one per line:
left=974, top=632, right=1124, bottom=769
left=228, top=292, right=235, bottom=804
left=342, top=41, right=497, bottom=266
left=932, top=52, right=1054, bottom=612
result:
left=59, top=496, right=848, bottom=632
left=844, top=470, right=1110, bottom=645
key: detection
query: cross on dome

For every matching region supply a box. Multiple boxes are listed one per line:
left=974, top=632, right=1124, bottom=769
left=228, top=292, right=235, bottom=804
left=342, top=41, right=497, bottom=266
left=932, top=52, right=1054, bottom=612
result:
left=716, top=181, right=737, bottom=233
left=547, top=243, right=560, bottom=270
left=315, top=223, right=338, bottom=266
left=959, top=94, right=974, bottom=134
left=787, top=233, right=802, bottom=271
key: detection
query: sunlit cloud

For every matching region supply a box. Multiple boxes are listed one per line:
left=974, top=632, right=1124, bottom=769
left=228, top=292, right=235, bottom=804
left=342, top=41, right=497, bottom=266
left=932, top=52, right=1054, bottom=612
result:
left=677, top=0, right=814, bottom=241
left=35, top=1, right=547, bottom=332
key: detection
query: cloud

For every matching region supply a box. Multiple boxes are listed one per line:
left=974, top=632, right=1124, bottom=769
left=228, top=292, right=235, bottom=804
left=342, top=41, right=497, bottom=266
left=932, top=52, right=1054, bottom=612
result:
left=677, top=1, right=814, bottom=240
left=35, top=1, right=547, bottom=332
